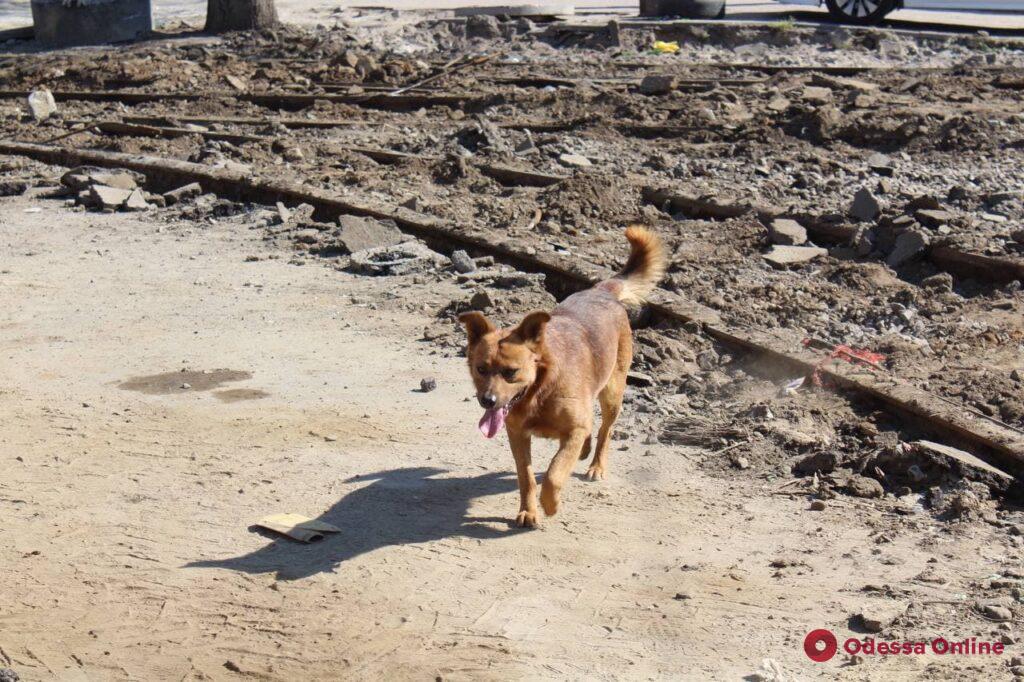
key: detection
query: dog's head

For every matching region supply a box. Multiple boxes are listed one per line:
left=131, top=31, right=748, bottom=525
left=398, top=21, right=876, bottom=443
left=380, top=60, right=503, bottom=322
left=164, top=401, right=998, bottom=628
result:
left=458, top=309, right=550, bottom=438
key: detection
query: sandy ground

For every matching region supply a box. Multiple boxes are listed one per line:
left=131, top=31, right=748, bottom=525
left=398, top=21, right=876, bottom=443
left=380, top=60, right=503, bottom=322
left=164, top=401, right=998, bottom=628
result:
left=0, top=192, right=1017, bottom=681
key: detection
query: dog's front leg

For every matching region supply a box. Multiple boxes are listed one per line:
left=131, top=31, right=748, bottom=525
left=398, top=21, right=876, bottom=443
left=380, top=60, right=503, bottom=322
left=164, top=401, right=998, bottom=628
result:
left=508, top=428, right=539, bottom=528
left=540, top=428, right=589, bottom=517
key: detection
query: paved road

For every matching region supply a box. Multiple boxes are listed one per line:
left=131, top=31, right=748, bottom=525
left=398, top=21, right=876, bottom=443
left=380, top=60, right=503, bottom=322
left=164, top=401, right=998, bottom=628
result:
left=2, top=0, right=1022, bottom=35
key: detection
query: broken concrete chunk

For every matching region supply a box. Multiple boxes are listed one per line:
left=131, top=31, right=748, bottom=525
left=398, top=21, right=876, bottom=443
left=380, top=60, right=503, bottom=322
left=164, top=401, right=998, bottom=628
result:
left=801, top=86, right=832, bottom=104
left=163, top=182, right=202, bottom=206
left=122, top=188, right=151, bottom=211
left=850, top=187, right=881, bottom=222
left=87, top=184, right=133, bottom=210
left=349, top=241, right=448, bottom=276
left=61, top=166, right=141, bottom=192
left=465, top=14, right=502, bottom=39
left=639, top=74, right=677, bottom=96
left=450, top=249, right=477, bottom=274
left=558, top=153, right=592, bottom=168
left=914, top=209, right=954, bottom=228
left=767, top=218, right=807, bottom=246
left=766, top=96, right=790, bottom=112
left=763, top=245, right=827, bottom=268
left=867, top=152, right=894, bottom=176
left=336, top=215, right=404, bottom=254
left=886, top=228, right=929, bottom=268
left=27, top=88, right=57, bottom=122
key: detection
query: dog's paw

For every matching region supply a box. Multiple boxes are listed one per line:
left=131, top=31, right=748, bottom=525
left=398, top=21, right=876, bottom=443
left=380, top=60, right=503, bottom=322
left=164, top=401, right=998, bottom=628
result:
left=540, top=485, right=560, bottom=516
left=515, top=510, right=539, bottom=528
left=585, top=464, right=606, bottom=481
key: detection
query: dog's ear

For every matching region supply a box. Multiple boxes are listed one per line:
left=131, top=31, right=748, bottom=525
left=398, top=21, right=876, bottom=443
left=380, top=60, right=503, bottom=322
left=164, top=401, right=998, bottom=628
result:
left=509, top=310, right=550, bottom=349
left=458, top=311, right=495, bottom=345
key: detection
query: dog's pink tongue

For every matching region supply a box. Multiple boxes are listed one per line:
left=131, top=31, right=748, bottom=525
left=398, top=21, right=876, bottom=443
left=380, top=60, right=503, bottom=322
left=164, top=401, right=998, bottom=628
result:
left=478, top=407, right=506, bottom=439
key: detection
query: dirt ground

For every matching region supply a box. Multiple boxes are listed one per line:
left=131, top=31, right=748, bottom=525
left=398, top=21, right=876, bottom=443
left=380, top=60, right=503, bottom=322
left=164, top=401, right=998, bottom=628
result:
left=2, top=8, right=1024, bottom=681
left=0, top=191, right=1020, bottom=681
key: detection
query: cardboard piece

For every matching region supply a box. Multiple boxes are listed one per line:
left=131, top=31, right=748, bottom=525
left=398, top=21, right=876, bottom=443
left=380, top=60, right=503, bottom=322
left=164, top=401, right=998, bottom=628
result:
left=256, top=513, right=340, bottom=543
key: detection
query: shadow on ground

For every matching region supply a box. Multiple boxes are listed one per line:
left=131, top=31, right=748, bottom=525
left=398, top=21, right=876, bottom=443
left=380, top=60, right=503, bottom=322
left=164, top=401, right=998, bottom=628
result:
left=186, top=467, right=518, bottom=580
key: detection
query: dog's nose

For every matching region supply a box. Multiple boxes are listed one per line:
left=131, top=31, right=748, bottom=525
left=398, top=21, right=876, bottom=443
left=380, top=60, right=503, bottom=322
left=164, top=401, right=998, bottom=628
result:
left=479, top=393, right=497, bottom=409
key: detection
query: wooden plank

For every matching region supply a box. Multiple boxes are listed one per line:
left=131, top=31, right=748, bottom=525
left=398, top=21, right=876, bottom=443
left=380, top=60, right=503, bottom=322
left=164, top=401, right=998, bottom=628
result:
left=0, top=89, right=485, bottom=112
left=1, top=139, right=1021, bottom=479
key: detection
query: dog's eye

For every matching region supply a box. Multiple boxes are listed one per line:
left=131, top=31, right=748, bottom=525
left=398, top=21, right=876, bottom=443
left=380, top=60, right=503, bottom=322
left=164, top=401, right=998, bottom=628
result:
left=476, top=365, right=488, bottom=375
left=502, top=368, right=518, bottom=382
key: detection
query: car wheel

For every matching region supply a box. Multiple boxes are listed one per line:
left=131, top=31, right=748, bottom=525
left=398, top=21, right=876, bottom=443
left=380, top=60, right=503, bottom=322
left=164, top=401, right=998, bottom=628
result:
left=824, top=0, right=895, bottom=25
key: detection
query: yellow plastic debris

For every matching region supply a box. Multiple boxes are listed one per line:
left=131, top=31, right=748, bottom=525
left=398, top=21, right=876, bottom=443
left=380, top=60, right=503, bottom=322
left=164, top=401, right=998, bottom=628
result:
left=652, top=41, right=679, bottom=54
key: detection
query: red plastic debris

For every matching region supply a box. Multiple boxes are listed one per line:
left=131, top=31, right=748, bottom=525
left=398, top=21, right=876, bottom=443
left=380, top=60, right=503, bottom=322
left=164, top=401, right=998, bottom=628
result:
left=802, top=338, right=886, bottom=387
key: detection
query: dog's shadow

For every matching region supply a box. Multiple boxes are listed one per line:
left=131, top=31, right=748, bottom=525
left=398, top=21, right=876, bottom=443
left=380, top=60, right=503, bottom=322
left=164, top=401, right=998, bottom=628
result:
left=186, top=467, right=517, bottom=581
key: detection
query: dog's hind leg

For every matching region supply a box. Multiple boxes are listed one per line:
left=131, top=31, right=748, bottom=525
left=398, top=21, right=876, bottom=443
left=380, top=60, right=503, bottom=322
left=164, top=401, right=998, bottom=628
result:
left=587, top=332, right=631, bottom=481
left=579, top=435, right=592, bottom=460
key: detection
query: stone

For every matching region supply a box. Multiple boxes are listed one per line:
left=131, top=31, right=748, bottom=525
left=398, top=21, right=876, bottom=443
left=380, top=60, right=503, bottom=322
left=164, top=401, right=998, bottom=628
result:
left=283, top=147, right=304, bottom=162
left=0, top=180, right=28, bottom=196
left=793, top=451, right=840, bottom=476
left=768, top=218, right=807, bottom=246
left=921, top=272, right=953, bottom=293
left=914, top=209, right=954, bottom=228
left=696, top=349, right=719, bottom=371
left=61, top=166, right=140, bottom=191
left=810, top=500, right=827, bottom=511
left=450, top=249, right=476, bottom=274
left=802, top=86, right=832, bottom=104
left=867, top=152, right=894, bottom=176
left=469, top=290, right=493, bottom=310
left=225, top=74, right=247, bottom=91
left=857, top=604, right=904, bottom=633
left=558, top=153, right=592, bottom=168
left=420, top=377, right=437, bottom=393
left=293, top=229, right=321, bottom=244
left=850, top=187, right=881, bottom=221
left=87, top=185, right=132, bottom=210
left=886, top=228, right=929, bottom=268
left=979, top=603, right=1013, bottom=621
left=626, top=371, right=654, bottom=387
left=846, top=474, right=884, bottom=499
left=162, top=182, right=202, bottom=206
left=766, top=96, right=790, bottom=112
left=336, top=216, right=404, bottom=254
left=465, top=14, right=502, bottom=39
left=349, top=241, right=448, bottom=276
left=763, top=245, right=827, bottom=268
left=639, top=74, right=678, bottom=96
left=122, top=188, right=150, bottom=211
left=27, top=88, right=57, bottom=121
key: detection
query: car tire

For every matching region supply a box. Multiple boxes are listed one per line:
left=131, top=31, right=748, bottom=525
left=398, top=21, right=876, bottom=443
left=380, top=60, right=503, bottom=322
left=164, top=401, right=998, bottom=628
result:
left=824, top=0, right=896, bottom=25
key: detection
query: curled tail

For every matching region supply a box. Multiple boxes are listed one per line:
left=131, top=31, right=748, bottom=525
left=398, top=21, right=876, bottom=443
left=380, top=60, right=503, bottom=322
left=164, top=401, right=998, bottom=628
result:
left=604, top=225, right=667, bottom=306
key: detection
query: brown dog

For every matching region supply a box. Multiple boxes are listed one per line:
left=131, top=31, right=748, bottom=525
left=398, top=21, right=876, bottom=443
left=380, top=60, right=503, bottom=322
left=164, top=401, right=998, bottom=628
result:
left=458, top=226, right=666, bottom=527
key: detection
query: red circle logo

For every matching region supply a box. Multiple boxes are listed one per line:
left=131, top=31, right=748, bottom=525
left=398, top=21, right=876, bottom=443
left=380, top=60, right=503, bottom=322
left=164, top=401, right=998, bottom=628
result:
left=804, top=629, right=838, bottom=662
